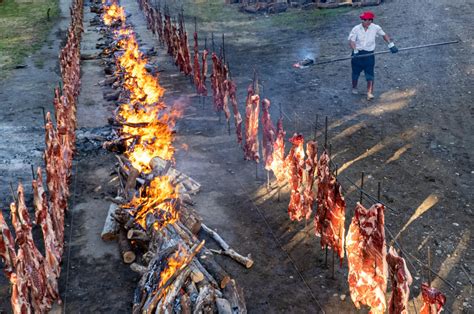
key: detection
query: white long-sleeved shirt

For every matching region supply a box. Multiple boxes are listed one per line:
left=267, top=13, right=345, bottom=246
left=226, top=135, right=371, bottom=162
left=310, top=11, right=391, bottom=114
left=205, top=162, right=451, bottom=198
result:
left=348, top=23, right=386, bottom=52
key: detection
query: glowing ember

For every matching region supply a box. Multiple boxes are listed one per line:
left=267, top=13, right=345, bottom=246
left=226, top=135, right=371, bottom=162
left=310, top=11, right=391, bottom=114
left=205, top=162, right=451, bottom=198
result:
left=125, top=176, right=179, bottom=230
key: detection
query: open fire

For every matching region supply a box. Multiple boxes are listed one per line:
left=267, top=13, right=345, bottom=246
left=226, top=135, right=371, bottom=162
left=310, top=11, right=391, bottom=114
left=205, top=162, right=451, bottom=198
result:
left=127, top=176, right=179, bottom=230
left=102, top=0, right=183, bottom=232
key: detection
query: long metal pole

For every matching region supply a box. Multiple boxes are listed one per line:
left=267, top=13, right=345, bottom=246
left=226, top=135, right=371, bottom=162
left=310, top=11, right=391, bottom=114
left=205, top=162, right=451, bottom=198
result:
left=313, top=40, right=459, bottom=66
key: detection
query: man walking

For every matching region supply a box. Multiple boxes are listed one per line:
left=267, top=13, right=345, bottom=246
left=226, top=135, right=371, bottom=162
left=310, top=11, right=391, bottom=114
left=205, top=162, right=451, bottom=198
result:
left=348, top=11, right=398, bottom=100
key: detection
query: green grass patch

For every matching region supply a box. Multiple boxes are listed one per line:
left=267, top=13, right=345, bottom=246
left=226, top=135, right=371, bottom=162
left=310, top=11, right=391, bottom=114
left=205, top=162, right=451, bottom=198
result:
left=0, top=0, right=59, bottom=78
left=265, top=7, right=352, bottom=30
left=181, top=0, right=351, bottom=34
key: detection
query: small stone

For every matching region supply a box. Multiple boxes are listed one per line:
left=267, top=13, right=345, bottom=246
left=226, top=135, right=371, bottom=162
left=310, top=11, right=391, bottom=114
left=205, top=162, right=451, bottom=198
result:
left=333, top=293, right=338, bottom=297
left=452, top=223, right=459, bottom=227
left=340, top=294, right=346, bottom=301
left=436, top=250, right=442, bottom=255
left=456, top=281, right=462, bottom=285
left=289, top=276, right=294, bottom=279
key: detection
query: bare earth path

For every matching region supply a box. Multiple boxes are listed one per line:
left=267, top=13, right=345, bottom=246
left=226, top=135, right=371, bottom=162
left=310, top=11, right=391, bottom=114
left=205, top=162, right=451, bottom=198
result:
left=0, top=0, right=472, bottom=312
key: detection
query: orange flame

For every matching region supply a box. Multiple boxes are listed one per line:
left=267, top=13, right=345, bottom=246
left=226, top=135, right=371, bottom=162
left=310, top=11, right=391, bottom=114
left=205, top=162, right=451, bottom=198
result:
left=159, top=245, right=188, bottom=288
left=103, top=1, right=182, bottom=231
left=126, top=176, right=179, bottom=230
left=102, top=2, right=126, bottom=26
left=111, top=19, right=182, bottom=173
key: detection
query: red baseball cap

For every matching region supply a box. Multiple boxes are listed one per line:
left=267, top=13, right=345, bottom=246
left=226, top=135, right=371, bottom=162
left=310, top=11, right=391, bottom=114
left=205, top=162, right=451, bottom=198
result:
left=360, top=11, right=375, bottom=20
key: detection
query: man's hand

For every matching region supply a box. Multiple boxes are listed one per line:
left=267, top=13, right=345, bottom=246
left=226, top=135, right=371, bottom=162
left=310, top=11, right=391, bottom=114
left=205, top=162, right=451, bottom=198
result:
left=388, top=42, right=398, bottom=53
left=352, top=49, right=359, bottom=56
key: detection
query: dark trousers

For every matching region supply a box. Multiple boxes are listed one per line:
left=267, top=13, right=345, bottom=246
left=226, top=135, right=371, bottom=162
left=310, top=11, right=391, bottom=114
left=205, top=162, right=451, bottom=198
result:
left=351, top=50, right=375, bottom=81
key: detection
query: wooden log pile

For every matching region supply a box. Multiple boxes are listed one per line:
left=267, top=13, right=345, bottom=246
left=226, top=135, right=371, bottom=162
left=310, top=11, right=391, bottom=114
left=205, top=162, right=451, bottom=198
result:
left=102, top=156, right=250, bottom=313
left=94, top=2, right=251, bottom=311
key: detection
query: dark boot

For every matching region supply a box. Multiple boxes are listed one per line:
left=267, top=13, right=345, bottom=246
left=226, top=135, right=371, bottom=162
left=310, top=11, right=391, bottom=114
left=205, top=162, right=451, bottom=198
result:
left=367, top=81, right=374, bottom=100
left=352, top=80, right=358, bottom=94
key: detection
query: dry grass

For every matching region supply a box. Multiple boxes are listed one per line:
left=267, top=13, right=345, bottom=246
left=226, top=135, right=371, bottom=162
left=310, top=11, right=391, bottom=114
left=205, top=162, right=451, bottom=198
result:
left=0, top=0, right=59, bottom=78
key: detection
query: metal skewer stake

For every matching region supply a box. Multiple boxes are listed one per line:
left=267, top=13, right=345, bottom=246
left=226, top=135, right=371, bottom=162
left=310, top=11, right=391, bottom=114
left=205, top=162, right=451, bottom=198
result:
left=211, top=32, right=215, bottom=52
left=40, top=106, right=47, bottom=126
left=332, top=164, right=339, bottom=279
left=360, top=172, right=365, bottom=204
left=222, top=33, right=225, bottom=64
left=377, top=181, right=381, bottom=202
left=9, top=182, right=18, bottom=207
left=313, top=114, right=318, bottom=141
left=427, top=246, right=432, bottom=286
left=325, top=246, right=328, bottom=268
left=31, top=165, right=36, bottom=180
left=324, top=116, right=328, bottom=150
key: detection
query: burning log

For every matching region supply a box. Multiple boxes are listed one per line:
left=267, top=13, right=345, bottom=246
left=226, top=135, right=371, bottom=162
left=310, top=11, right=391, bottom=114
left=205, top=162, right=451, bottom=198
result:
left=149, top=156, right=201, bottom=194
left=157, top=267, right=193, bottom=311
left=118, top=228, right=136, bottom=263
left=142, top=241, right=205, bottom=313
left=201, top=223, right=254, bottom=269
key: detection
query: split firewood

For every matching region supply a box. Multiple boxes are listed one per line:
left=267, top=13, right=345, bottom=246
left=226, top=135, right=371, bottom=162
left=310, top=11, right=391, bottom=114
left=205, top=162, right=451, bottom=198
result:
left=101, top=201, right=121, bottom=241
left=216, top=298, right=232, bottom=314
left=118, top=228, right=136, bottom=263
left=99, top=75, right=117, bottom=86
left=192, top=260, right=219, bottom=289
left=130, top=262, right=147, bottom=275
left=201, top=223, right=254, bottom=269
left=127, top=229, right=150, bottom=242
left=180, top=206, right=202, bottom=235
left=81, top=52, right=99, bottom=60
left=104, top=89, right=121, bottom=101
left=149, top=156, right=201, bottom=194
left=105, top=195, right=127, bottom=205
left=223, top=280, right=247, bottom=314
left=193, top=285, right=216, bottom=314
left=125, top=166, right=140, bottom=200
left=174, top=223, right=230, bottom=288
left=142, top=241, right=205, bottom=314
left=132, top=245, right=180, bottom=313
left=190, top=267, right=205, bottom=283
left=179, top=293, right=192, bottom=314
left=197, top=250, right=231, bottom=289
left=156, top=267, right=192, bottom=312
left=185, top=281, right=199, bottom=306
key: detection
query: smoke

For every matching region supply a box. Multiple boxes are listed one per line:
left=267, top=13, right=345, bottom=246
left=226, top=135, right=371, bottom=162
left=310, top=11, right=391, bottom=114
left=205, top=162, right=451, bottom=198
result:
left=296, top=42, right=320, bottom=61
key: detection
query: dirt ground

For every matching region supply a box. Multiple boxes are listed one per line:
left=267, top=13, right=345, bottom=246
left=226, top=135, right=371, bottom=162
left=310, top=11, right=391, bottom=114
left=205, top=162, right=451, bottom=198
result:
left=0, top=0, right=472, bottom=312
